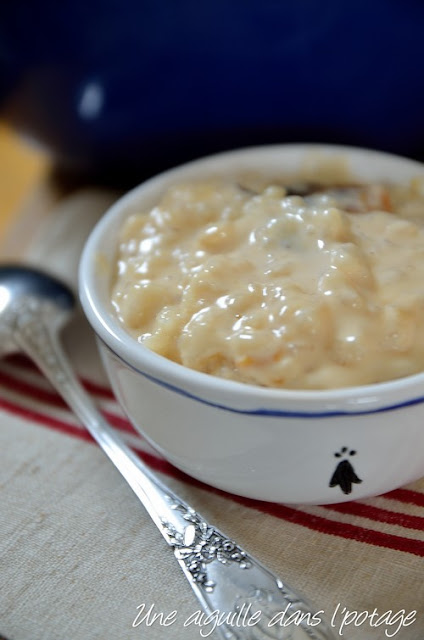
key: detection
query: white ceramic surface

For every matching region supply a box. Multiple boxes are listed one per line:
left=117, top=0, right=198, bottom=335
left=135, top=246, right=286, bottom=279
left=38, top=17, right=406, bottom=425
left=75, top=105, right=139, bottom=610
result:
left=79, top=144, right=424, bottom=504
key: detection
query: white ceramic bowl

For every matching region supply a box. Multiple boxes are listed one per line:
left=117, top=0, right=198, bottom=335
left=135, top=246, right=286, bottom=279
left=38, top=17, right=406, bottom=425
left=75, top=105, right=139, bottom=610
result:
left=79, top=144, right=424, bottom=505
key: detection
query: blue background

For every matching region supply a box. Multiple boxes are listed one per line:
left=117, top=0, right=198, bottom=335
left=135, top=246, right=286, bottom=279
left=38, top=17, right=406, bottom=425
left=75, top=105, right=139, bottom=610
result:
left=1, top=1, right=424, bottom=185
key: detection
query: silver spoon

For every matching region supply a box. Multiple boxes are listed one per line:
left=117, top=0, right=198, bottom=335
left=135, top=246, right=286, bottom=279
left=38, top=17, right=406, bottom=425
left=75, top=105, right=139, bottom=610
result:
left=0, top=264, right=335, bottom=640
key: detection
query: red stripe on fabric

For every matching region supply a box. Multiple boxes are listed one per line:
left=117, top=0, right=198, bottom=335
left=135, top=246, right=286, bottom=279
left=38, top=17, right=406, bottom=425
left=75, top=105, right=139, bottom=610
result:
left=0, top=397, right=96, bottom=443
left=3, top=354, right=115, bottom=399
left=0, top=369, right=136, bottom=435
left=0, top=397, right=160, bottom=476
left=0, top=369, right=73, bottom=408
left=4, top=354, right=34, bottom=368
left=81, top=379, right=115, bottom=400
left=324, top=501, right=424, bottom=531
left=239, top=500, right=424, bottom=557
left=2, top=396, right=424, bottom=558
left=383, top=488, right=424, bottom=508
left=100, top=412, right=137, bottom=434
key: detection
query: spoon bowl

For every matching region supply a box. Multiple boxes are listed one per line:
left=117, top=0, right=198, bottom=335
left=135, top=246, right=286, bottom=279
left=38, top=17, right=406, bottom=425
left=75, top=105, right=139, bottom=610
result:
left=0, top=265, right=75, bottom=312
left=0, top=264, right=74, bottom=357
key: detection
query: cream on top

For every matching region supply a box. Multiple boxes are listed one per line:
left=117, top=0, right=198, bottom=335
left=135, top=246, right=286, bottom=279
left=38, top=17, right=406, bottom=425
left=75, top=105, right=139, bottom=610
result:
left=111, top=179, right=424, bottom=389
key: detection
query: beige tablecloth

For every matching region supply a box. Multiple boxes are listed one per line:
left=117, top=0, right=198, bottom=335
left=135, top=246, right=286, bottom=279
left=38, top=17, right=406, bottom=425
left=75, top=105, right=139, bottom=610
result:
left=1, top=184, right=424, bottom=640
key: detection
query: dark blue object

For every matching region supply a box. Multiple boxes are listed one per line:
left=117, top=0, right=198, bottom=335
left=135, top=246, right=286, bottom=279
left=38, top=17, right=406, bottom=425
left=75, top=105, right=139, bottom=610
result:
left=1, top=1, right=424, bottom=185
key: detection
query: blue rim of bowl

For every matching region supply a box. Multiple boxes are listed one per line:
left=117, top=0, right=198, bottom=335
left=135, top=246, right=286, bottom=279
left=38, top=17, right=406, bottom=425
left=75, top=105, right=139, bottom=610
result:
left=98, top=334, right=424, bottom=418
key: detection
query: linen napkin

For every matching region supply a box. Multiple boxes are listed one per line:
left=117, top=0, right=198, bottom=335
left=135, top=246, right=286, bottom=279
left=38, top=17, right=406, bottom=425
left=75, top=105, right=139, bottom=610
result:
left=1, top=183, right=424, bottom=640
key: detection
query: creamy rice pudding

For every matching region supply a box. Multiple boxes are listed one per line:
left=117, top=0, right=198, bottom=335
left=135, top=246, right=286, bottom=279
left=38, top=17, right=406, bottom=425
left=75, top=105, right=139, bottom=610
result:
left=111, top=177, right=424, bottom=389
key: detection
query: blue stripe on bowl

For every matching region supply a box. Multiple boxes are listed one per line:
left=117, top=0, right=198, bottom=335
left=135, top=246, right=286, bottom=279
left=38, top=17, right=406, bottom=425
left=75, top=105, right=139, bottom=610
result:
left=99, top=337, right=424, bottom=419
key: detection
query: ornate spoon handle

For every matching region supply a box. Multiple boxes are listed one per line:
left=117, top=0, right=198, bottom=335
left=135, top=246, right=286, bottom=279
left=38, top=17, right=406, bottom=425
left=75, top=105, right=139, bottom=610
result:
left=12, top=299, right=335, bottom=640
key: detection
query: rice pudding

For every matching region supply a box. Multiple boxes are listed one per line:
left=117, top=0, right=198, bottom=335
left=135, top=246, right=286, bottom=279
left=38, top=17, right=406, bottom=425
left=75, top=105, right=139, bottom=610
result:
left=111, top=177, right=424, bottom=389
